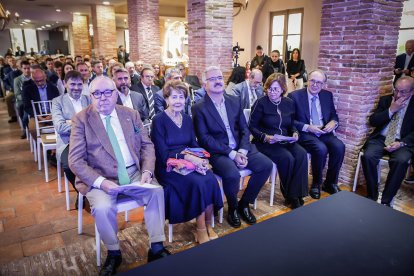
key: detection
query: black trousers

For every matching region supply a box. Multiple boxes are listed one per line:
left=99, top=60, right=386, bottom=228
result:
left=256, top=142, right=308, bottom=199
left=299, top=132, right=345, bottom=187
left=361, top=136, right=412, bottom=204
left=210, top=145, right=273, bottom=209
left=61, top=145, right=78, bottom=193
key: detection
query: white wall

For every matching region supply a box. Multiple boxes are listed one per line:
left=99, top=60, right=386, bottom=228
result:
left=233, top=0, right=322, bottom=72
left=0, top=31, right=12, bottom=56
left=37, top=31, right=50, bottom=49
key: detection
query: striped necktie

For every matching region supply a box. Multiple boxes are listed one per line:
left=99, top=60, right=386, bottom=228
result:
left=105, top=116, right=130, bottom=185
left=147, top=86, right=155, bottom=119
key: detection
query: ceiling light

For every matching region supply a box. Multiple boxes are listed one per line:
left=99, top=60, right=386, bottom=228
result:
left=56, top=9, right=61, bottom=12
left=37, top=28, right=42, bottom=30
left=23, top=19, right=31, bottom=22
left=74, top=12, right=80, bottom=15
left=46, top=24, right=51, bottom=27
left=103, top=1, right=110, bottom=5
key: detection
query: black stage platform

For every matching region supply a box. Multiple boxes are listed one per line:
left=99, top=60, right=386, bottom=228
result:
left=121, top=191, right=414, bottom=276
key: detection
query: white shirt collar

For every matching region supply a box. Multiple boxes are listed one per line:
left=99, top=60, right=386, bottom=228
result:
left=69, top=95, right=81, bottom=102
left=99, top=108, right=118, bottom=120
left=307, top=90, right=319, bottom=100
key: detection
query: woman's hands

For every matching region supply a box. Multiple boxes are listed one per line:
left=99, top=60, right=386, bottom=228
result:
left=184, top=154, right=209, bottom=175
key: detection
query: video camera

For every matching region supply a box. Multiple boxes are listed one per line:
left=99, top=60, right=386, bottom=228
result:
left=232, top=42, right=244, bottom=67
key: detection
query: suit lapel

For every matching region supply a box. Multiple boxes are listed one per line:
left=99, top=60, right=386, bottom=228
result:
left=300, top=89, right=311, bottom=123
left=318, top=91, right=330, bottom=124
left=80, top=95, right=90, bottom=109
left=205, top=95, right=227, bottom=132
left=87, top=107, right=117, bottom=160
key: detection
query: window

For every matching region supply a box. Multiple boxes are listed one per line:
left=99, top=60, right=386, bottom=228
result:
left=397, top=1, right=414, bottom=54
left=10, top=28, right=39, bottom=53
left=269, top=9, right=303, bottom=61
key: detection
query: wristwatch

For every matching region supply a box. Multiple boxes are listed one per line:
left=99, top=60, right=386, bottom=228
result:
left=400, top=141, right=407, bottom=147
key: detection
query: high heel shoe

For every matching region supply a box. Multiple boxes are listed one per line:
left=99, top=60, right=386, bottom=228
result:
left=193, top=228, right=210, bottom=244
left=206, top=224, right=218, bottom=240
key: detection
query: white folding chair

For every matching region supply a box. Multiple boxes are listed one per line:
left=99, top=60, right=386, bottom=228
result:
left=353, top=151, right=411, bottom=192
left=77, top=195, right=143, bottom=266
left=31, top=100, right=57, bottom=183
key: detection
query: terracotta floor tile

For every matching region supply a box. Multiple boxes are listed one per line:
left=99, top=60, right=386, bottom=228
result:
left=0, top=221, right=3, bottom=233
left=51, top=217, right=78, bottom=233
left=60, top=224, right=96, bottom=246
left=0, top=243, right=23, bottom=265
left=0, top=208, right=15, bottom=219
left=20, top=223, right=54, bottom=241
left=4, top=214, right=36, bottom=231
left=35, top=206, right=76, bottom=224
left=0, top=230, right=22, bottom=247
left=21, top=234, right=64, bottom=257
left=14, top=201, right=43, bottom=217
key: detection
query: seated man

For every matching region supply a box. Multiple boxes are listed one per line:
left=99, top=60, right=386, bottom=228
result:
left=112, top=68, right=149, bottom=123
left=231, top=68, right=264, bottom=109
left=192, top=66, right=273, bottom=228
left=132, top=67, right=160, bottom=120
left=361, top=76, right=414, bottom=206
left=288, top=69, right=345, bottom=199
left=52, top=71, right=91, bottom=209
left=69, top=76, right=170, bottom=275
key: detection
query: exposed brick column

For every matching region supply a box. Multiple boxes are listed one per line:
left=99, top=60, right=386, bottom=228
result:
left=91, top=5, right=117, bottom=59
left=71, top=14, right=91, bottom=57
left=127, top=0, right=161, bottom=64
left=318, top=0, right=404, bottom=186
left=187, top=0, right=233, bottom=79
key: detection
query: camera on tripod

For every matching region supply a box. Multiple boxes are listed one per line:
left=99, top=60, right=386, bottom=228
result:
left=232, top=42, right=244, bottom=67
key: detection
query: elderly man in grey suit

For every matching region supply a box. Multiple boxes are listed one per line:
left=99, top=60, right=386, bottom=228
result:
left=231, top=68, right=264, bottom=109
left=69, top=76, right=170, bottom=276
left=52, top=70, right=91, bottom=209
left=112, top=68, right=149, bottom=123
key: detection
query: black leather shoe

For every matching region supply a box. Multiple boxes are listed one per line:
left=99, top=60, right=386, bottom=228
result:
left=290, top=198, right=301, bottom=209
left=20, top=133, right=27, bottom=139
left=227, top=209, right=241, bottom=228
left=147, top=248, right=171, bottom=263
left=309, top=187, right=320, bottom=199
left=298, top=197, right=304, bottom=206
left=8, top=117, right=17, bottom=123
left=237, top=205, right=256, bottom=225
left=322, top=184, right=341, bottom=195
left=381, top=203, right=391, bottom=208
left=99, top=254, right=122, bottom=276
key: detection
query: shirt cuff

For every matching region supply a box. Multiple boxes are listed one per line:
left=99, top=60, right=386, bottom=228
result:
left=302, top=124, right=310, bottom=132
left=238, top=149, right=248, bottom=156
left=388, top=109, right=393, bottom=119
left=93, top=176, right=106, bottom=189
left=142, top=170, right=153, bottom=178
left=229, top=150, right=237, bottom=160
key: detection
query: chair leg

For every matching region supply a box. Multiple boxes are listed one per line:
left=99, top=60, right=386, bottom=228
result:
left=43, top=145, right=49, bottom=182
left=253, top=198, right=257, bottom=210
left=37, top=139, right=42, bottom=171
left=168, top=224, right=173, bottom=243
left=32, top=138, right=37, bottom=162
left=353, top=152, right=363, bottom=192
left=239, top=177, right=244, bottom=190
left=64, top=174, right=70, bottom=211
left=78, top=195, right=84, bottom=234
left=377, top=163, right=382, bottom=185
left=270, top=163, right=277, bottom=206
left=125, top=211, right=129, bottom=221
left=95, top=224, right=101, bottom=266
left=57, top=160, right=62, bottom=192
left=211, top=213, right=215, bottom=228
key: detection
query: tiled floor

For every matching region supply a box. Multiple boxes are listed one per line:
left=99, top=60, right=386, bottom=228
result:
left=1, top=99, right=414, bottom=272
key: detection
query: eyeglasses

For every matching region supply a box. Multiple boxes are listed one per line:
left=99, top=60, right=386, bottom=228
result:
left=395, top=88, right=412, bottom=95
left=309, top=79, right=324, bottom=86
left=268, top=87, right=283, bottom=93
left=206, top=76, right=224, bottom=82
left=91, top=89, right=114, bottom=99
left=172, top=76, right=182, bottom=80
left=143, top=75, right=154, bottom=79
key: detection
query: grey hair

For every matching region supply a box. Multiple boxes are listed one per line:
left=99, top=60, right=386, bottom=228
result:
left=125, top=61, right=135, bottom=69
left=89, top=75, right=116, bottom=93
left=249, top=68, right=262, bottom=80
left=164, top=67, right=181, bottom=81
left=202, top=66, right=221, bottom=83
left=308, top=69, right=328, bottom=82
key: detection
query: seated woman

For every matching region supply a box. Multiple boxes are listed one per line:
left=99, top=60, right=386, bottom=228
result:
left=248, top=73, right=308, bottom=209
left=286, top=48, right=306, bottom=93
left=151, top=80, right=223, bottom=244
left=153, top=63, right=165, bottom=89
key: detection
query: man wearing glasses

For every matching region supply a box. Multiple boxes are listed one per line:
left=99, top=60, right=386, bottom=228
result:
left=69, top=76, right=170, bottom=275
left=231, top=68, right=264, bottom=109
left=192, top=66, right=273, bottom=228
left=361, top=77, right=414, bottom=207
left=133, top=67, right=160, bottom=120
left=288, top=69, right=345, bottom=199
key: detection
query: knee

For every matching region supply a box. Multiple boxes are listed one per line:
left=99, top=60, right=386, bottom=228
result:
left=391, top=155, right=410, bottom=166
left=333, top=140, right=346, bottom=155
left=91, top=202, right=114, bottom=218
left=312, top=143, right=328, bottom=159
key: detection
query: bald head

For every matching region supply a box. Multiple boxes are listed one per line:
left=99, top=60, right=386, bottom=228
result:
left=32, top=69, right=47, bottom=88
left=249, top=68, right=263, bottom=89
left=395, top=76, right=414, bottom=100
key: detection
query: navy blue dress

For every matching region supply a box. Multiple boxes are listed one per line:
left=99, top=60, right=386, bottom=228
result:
left=151, top=112, right=223, bottom=224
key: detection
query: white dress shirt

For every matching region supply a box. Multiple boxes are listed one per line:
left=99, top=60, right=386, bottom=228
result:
left=69, top=96, right=83, bottom=114
left=118, top=90, right=133, bottom=109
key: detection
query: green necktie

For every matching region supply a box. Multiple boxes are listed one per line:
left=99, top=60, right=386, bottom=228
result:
left=105, top=116, right=130, bottom=185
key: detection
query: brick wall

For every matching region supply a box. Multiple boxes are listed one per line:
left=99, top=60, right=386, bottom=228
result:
left=187, top=0, right=233, bottom=80
left=127, top=0, right=161, bottom=64
left=71, top=14, right=91, bottom=57
left=318, top=0, right=404, bottom=186
left=91, top=5, right=117, bottom=59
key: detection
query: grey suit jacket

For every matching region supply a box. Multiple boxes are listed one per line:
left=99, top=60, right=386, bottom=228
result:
left=13, top=74, right=27, bottom=105
left=116, top=90, right=150, bottom=123
left=52, top=94, right=90, bottom=159
left=68, top=105, right=155, bottom=195
left=231, top=80, right=264, bottom=109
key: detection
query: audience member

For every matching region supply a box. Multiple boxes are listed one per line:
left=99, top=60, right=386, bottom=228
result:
left=231, top=68, right=264, bottom=109
left=134, top=60, right=144, bottom=76
left=117, top=45, right=128, bottom=65
left=361, top=77, right=414, bottom=206
left=153, top=63, right=164, bottom=88
left=192, top=66, right=273, bottom=228
left=125, top=61, right=140, bottom=85
left=245, top=61, right=251, bottom=79
left=250, top=45, right=270, bottom=71
left=288, top=69, right=345, bottom=199
left=151, top=80, right=223, bottom=244
left=262, top=50, right=286, bottom=81
left=54, top=61, right=65, bottom=95
left=108, top=62, right=123, bottom=79
left=4, top=56, right=21, bottom=123
left=394, top=40, right=414, bottom=85
left=286, top=48, right=306, bottom=92
left=176, top=62, right=201, bottom=91
left=62, top=63, right=75, bottom=86
left=249, top=73, right=308, bottom=209
left=74, top=55, right=83, bottom=65
left=225, top=66, right=246, bottom=95
left=134, top=67, right=160, bottom=120
left=52, top=71, right=91, bottom=209
left=76, top=62, right=91, bottom=95
left=68, top=76, right=170, bottom=275
left=14, top=60, right=31, bottom=138
left=15, top=46, right=25, bottom=57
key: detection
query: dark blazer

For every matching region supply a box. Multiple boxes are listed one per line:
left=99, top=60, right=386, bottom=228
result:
left=368, top=94, right=414, bottom=147
left=192, top=93, right=251, bottom=156
left=262, top=59, right=286, bottom=81
left=23, top=82, right=60, bottom=117
left=288, top=88, right=339, bottom=131
left=116, top=89, right=149, bottom=122
left=231, top=80, right=264, bottom=109
left=154, top=89, right=191, bottom=115
left=394, top=53, right=414, bottom=83
left=132, top=82, right=160, bottom=111
left=185, top=75, right=201, bottom=90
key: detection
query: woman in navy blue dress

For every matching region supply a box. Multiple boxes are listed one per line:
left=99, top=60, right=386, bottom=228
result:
left=151, top=80, right=223, bottom=244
